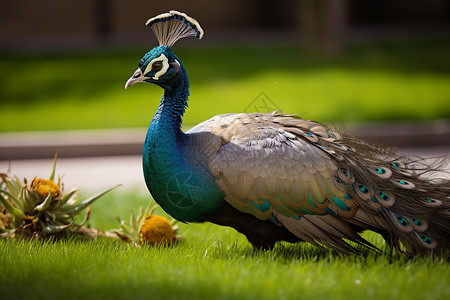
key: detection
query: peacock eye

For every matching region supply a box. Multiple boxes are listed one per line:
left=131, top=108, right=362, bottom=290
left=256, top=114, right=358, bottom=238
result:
left=152, top=61, right=163, bottom=72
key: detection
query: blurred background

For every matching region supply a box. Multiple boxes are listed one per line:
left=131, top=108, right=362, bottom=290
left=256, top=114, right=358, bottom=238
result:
left=0, top=0, right=449, bottom=190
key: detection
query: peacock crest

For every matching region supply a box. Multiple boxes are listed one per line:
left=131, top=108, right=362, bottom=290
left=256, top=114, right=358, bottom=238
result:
left=146, top=10, right=204, bottom=47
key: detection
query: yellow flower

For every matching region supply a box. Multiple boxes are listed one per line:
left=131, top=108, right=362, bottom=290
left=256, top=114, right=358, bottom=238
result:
left=140, top=215, right=174, bottom=246
left=31, top=178, right=61, bottom=199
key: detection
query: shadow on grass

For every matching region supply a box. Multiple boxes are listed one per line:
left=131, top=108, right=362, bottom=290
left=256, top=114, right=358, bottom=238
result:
left=200, top=235, right=448, bottom=266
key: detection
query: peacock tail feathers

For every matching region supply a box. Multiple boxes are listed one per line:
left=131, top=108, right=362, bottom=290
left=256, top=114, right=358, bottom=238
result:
left=289, top=114, right=449, bottom=255
left=333, top=129, right=450, bottom=255
left=146, top=10, right=203, bottom=47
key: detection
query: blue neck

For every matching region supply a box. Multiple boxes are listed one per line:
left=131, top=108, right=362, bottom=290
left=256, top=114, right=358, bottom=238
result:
left=143, top=72, right=189, bottom=190
left=150, top=71, right=189, bottom=133
left=142, top=71, right=223, bottom=222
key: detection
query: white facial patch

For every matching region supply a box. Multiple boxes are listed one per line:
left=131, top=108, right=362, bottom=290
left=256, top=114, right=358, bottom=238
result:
left=144, top=53, right=169, bottom=80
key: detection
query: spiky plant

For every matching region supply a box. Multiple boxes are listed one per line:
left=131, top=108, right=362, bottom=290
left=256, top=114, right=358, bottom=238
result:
left=113, top=203, right=182, bottom=247
left=0, top=156, right=118, bottom=238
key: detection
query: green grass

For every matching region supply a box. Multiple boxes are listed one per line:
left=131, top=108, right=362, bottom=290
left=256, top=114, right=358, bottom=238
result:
left=1, top=190, right=449, bottom=300
left=1, top=39, right=449, bottom=132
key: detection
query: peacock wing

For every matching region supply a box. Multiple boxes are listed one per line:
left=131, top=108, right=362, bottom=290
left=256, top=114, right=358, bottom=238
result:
left=194, top=113, right=358, bottom=236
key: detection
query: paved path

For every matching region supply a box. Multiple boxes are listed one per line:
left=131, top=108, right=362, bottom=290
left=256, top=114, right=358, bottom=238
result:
left=1, top=121, right=449, bottom=160
left=0, top=155, right=147, bottom=194
left=1, top=147, right=448, bottom=194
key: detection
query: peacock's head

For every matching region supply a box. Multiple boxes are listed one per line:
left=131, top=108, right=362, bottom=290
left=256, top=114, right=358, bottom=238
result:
left=125, top=46, right=183, bottom=91
left=124, top=11, right=203, bottom=92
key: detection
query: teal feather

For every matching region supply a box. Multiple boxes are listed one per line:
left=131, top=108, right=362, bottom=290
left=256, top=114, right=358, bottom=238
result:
left=307, top=194, right=316, bottom=208
left=330, top=196, right=351, bottom=211
left=251, top=199, right=271, bottom=213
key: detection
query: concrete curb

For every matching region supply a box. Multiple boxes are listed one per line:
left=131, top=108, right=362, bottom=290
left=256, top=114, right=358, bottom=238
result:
left=1, top=120, right=449, bottom=160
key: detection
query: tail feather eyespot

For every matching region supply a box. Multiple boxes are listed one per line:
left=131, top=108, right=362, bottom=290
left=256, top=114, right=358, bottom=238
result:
left=411, top=218, right=428, bottom=232
left=353, top=182, right=373, bottom=200
left=388, top=211, right=413, bottom=233
left=424, top=198, right=442, bottom=207
left=370, top=167, right=392, bottom=179
left=414, top=231, right=437, bottom=249
left=374, top=190, right=395, bottom=207
left=391, top=179, right=416, bottom=189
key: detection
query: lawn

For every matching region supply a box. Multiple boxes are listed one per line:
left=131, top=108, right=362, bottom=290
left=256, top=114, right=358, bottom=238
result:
left=0, top=191, right=449, bottom=300
left=0, top=39, right=449, bottom=132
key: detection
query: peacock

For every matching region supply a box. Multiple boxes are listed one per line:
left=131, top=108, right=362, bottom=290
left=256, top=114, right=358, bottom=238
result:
left=125, top=11, right=449, bottom=256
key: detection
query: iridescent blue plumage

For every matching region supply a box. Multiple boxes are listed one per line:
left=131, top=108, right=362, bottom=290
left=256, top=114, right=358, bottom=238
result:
left=139, top=47, right=224, bottom=222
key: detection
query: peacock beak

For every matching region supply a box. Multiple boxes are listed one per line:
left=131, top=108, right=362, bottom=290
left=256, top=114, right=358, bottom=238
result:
left=125, top=68, right=145, bottom=89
